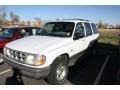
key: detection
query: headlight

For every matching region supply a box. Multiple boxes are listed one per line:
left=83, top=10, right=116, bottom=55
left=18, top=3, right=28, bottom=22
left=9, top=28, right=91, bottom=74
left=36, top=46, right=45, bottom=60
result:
left=25, top=55, right=35, bottom=65
left=25, top=54, right=46, bottom=66
left=4, top=47, right=10, bottom=56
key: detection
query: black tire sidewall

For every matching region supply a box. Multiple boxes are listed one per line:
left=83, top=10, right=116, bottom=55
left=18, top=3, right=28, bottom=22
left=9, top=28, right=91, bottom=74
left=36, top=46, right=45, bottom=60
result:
left=47, top=57, right=68, bottom=85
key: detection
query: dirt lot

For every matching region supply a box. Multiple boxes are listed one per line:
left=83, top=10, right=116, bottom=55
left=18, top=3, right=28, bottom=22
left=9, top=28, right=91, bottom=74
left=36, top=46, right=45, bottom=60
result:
left=99, top=29, right=120, bottom=45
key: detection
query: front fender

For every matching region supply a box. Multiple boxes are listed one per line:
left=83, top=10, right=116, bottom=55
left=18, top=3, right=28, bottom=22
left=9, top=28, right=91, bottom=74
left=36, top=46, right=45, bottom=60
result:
left=43, top=47, right=70, bottom=68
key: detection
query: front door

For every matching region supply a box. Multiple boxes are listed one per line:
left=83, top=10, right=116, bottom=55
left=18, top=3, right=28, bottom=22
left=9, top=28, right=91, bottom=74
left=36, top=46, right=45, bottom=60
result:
left=70, top=22, right=86, bottom=56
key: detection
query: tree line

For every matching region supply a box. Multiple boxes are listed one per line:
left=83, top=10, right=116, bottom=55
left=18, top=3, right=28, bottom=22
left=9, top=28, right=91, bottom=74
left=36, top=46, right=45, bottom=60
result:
left=0, top=7, right=120, bottom=29
left=97, top=20, right=120, bottom=29
left=0, top=7, right=43, bottom=27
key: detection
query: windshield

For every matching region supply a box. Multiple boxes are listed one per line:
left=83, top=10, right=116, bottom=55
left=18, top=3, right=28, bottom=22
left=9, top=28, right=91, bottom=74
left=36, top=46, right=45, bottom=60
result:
left=36, top=22, right=75, bottom=37
left=0, top=28, right=17, bottom=39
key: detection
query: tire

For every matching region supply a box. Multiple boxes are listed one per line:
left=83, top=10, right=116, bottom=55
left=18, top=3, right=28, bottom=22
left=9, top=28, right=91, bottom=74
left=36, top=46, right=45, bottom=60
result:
left=12, top=68, right=22, bottom=76
left=90, top=46, right=96, bottom=55
left=116, top=70, right=120, bottom=84
left=47, top=56, right=68, bottom=85
left=89, top=40, right=98, bottom=56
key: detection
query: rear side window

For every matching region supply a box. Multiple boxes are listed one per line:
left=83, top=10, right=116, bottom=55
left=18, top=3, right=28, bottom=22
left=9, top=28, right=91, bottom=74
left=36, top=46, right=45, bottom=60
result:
left=91, top=23, right=98, bottom=34
left=84, top=23, right=92, bottom=36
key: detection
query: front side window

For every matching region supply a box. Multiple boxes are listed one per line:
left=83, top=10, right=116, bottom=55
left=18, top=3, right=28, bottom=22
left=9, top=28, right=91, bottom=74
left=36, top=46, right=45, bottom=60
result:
left=84, top=23, right=92, bottom=36
left=74, top=23, right=85, bottom=35
left=73, top=23, right=85, bottom=39
left=36, top=22, right=75, bottom=37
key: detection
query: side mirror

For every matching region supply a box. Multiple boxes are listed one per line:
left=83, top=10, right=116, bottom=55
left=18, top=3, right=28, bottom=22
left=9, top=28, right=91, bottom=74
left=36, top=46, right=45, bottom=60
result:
left=74, top=33, right=84, bottom=40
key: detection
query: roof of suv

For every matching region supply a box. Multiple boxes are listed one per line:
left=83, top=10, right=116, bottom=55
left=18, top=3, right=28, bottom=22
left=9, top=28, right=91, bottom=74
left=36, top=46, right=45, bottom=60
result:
left=53, top=19, right=94, bottom=23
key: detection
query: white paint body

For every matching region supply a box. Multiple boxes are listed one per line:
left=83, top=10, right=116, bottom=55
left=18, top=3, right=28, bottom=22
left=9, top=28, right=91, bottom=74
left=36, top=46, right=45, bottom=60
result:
left=5, top=20, right=99, bottom=68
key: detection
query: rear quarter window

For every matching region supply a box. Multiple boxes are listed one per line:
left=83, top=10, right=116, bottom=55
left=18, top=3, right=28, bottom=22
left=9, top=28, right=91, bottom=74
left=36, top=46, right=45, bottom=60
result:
left=91, top=23, right=98, bottom=34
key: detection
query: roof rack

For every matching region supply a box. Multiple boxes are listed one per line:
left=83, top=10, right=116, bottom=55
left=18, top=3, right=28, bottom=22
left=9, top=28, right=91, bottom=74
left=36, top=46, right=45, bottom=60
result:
left=62, top=18, right=89, bottom=21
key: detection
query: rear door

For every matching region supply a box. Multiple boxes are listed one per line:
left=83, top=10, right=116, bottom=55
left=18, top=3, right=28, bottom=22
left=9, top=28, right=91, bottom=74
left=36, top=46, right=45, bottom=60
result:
left=84, top=22, right=94, bottom=48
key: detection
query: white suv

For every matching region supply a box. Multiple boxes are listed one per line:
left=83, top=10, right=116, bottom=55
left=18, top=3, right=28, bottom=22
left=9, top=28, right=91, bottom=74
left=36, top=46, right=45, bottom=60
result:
left=3, top=19, right=99, bottom=84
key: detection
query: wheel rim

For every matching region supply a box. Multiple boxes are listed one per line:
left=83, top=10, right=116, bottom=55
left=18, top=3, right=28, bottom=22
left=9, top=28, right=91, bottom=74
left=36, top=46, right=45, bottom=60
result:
left=56, top=63, right=67, bottom=81
left=0, top=58, right=3, bottom=63
left=0, top=54, right=3, bottom=63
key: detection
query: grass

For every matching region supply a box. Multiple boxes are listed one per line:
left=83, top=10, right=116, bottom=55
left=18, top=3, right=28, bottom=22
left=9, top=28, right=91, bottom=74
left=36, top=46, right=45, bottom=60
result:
left=98, top=29, right=120, bottom=45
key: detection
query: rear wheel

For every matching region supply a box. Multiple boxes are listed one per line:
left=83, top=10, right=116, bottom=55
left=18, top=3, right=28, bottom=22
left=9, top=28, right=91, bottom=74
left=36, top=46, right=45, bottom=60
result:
left=47, top=56, right=68, bottom=85
left=89, top=40, right=98, bottom=56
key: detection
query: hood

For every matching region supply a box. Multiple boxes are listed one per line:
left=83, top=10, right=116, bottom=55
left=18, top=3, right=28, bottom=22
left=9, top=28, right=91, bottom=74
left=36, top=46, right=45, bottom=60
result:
left=6, top=36, right=71, bottom=54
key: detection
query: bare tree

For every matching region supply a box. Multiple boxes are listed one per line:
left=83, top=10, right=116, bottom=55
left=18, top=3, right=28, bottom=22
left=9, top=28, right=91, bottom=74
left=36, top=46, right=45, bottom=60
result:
left=13, top=15, right=20, bottom=22
left=34, top=17, right=44, bottom=27
left=26, top=21, right=31, bottom=26
left=97, top=20, right=104, bottom=29
left=9, top=11, right=20, bottom=25
left=34, top=17, right=41, bottom=22
left=10, top=11, right=14, bottom=24
left=20, top=21, right=25, bottom=26
left=0, top=6, right=7, bottom=26
left=116, top=24, right=120, bottom=29
left=2, top=12, right=6, bottom=25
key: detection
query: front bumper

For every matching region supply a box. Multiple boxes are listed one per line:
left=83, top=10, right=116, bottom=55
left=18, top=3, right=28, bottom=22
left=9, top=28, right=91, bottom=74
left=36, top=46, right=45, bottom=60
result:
left=3, top=55, right=51, bottom=79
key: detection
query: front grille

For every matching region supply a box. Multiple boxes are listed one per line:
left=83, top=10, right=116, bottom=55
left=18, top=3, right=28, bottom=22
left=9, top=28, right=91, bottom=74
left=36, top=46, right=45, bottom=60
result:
left=7, top=49, right=27, bottom=63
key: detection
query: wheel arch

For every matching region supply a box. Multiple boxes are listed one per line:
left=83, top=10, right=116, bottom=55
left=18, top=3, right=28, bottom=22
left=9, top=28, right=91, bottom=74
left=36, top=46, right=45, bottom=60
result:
left=51, top=53, right=70, bottom=65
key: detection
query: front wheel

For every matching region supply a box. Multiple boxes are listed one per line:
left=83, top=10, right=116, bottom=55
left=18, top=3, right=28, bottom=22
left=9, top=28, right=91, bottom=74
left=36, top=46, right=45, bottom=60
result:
left=47, top=57, right=68, bottom=85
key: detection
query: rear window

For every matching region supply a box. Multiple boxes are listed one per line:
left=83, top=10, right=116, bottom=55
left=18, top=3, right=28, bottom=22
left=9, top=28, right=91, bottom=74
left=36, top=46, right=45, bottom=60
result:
left=91, top=23, right=98, bottom=34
